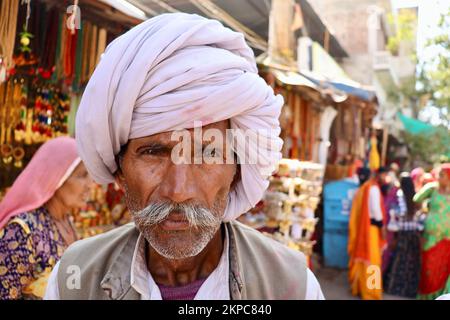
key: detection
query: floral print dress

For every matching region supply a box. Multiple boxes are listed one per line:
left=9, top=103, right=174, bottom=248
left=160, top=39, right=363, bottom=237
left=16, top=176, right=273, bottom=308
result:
left=383, top=188, right=423, bottom=298
left=414, top=183, right=450, bottom=300
left=0, top=207, right=67, bottom=299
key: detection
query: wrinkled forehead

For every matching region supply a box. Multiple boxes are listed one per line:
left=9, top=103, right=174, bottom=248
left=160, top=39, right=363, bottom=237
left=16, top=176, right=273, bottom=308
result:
left=126, top=119, right=231, bottom=147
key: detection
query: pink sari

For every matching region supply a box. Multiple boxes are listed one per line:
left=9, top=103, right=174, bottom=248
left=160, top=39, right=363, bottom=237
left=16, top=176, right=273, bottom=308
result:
left=0, top=137, right=80, bottom=230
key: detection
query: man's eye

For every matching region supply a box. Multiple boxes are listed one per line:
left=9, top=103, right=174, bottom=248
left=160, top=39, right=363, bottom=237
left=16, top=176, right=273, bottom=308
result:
left=140, top=147, right=166, bottom=156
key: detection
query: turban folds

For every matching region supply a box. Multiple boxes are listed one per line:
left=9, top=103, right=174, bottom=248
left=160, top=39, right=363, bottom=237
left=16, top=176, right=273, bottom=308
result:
left=76, top=13, right=283, bottom=221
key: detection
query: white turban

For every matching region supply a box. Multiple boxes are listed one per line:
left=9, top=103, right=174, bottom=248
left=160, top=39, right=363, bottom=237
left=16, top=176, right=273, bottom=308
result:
left=76, top=13, right=283, bottom=221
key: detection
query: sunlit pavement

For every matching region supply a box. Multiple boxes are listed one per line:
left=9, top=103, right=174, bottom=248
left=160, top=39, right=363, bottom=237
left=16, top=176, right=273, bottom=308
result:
left=311, top=255, right=413, bottom=300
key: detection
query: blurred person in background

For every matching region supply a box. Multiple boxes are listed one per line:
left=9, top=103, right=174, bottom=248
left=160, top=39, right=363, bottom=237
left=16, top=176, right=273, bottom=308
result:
left=0, top=137, right=93, bottom=299
left=381, top=165, right=401, bottom=275
left=388, top=163, right=400, bottom=186
left=411, top=167, right=425, bottom=193
left=348, top=167, right=388, bottom=300
left=431, top=167, right=440, bottom=182
left=383, top=173, right=422, bottom=298
left=356, top=167, right=371, bottom=186
left=413, top=164, right=450, bottom=299
left=422, top=172, right=436, bottom=186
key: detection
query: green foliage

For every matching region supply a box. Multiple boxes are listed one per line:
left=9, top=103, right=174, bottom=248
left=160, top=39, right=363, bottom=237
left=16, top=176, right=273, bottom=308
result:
left=386, top=86, right=400, bottom=104
left=386, top=11, right=417, bottom=56
left=418, top=9, right=450, bottom=124
left=388, top=9, right=449, bottom=165
left=403, top=126, right=450, bottom=165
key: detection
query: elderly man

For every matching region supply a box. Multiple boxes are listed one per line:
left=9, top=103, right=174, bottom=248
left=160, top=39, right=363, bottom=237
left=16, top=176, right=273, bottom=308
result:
left=44, top=13, right=324, bottom=300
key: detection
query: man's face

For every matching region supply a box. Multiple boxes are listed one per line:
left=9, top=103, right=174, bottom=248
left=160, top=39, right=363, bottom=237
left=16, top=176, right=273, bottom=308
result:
left=116, top=120, right=237, bottom=259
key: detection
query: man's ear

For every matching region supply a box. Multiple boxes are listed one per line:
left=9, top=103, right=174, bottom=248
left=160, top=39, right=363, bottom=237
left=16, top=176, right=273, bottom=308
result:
left=114, top=143, right=129, bottom=190
left=114, top=168, right=125, bottom=191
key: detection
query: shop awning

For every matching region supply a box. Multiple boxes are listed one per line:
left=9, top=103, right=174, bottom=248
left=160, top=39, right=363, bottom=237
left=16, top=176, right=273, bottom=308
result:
left=398, top=113, right=450, bottom=158
left=271, top=70, right=317, bottom=89
left=257, top=45, right=377, bottom=103
left=131, top=0, right=348, bottom=58
left=257, top=53, right=352, bottom=102
left=299, top=72, right=377, bottom=102
left=397, top=112, right=437, bottom=134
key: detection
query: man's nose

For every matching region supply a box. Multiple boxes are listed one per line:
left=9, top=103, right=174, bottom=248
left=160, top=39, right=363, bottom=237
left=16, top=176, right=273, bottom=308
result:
left=158, top=164, right=199, bottom=204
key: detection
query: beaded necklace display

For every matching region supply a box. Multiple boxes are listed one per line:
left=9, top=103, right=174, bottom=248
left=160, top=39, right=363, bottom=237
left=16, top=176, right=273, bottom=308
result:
left=0, top=0, right=20, bottom=78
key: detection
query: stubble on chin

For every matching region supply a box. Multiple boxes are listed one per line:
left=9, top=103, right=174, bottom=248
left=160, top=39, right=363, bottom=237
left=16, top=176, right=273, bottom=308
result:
left=123, top=183, right=229, bottom=260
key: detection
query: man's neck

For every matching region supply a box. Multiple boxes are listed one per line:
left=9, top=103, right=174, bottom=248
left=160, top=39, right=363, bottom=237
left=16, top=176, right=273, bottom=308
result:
left=146, top=225, right=224, bottom=287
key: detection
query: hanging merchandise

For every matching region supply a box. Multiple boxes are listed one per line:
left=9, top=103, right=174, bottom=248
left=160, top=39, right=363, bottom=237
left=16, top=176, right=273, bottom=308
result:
left=72, top=21, right=83, bottom=92
left=31, top=85, right=71, bottom=142
left=274, top=85, right=321, bottom=163
left=18, top=0, right=33, bottom=53
left=80, top=21, right=91, bottom=85
left=76, top=21, right=109, bottom=90
left=0, top=81, right=21, bottom=147
left=0, top=74, right=71, bottom=191
left=96, top=28, right=107, bottom=65
left=62, top=24, right=78, bottom=81
left=0, top=78, right=27, bottom=191
left=0, top=0, right=137, bottom=231
left=89, top=24, right=98, bottom=77
left=18, top=28, right=33, bottom=54
left=369, top=132, right=380, bottom=171
left=6, top=0, right=122, bottom=149
left=9, top=51, right=71, bottom=146
left=0, top=0, right=20, bottom=82
left=291, top=92, right=301, bottom=158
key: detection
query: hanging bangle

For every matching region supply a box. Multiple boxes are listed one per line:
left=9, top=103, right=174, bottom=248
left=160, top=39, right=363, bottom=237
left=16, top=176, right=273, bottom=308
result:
left=1, top=144, right=13, bottom=164
left=13, top=146, right=25, bottom=168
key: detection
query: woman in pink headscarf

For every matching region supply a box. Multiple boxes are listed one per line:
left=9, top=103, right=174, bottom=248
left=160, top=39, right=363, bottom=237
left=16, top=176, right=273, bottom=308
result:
left=414, top=164, right=450, bottom=299
left=411, top=167, right=425, bottom=192
left=0, top=137, right=92, bottom=299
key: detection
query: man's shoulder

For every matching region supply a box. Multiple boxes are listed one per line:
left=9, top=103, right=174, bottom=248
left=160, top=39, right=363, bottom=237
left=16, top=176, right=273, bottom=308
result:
left=227, top=220, right=309, bottom=299
left=56, top=223, right=139, bottom=300
left=228, top=220, right=307, bottom=264
left=64, top=223, right=137, bottom=260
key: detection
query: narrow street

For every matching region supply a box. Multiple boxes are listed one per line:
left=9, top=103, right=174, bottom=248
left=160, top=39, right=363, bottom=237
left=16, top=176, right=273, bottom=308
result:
left=312, top=255, right=413, bottom=300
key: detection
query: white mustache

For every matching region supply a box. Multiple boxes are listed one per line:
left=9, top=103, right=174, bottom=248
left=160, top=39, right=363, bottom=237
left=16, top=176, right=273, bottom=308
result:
left=132, top=201, right=220, bottom=228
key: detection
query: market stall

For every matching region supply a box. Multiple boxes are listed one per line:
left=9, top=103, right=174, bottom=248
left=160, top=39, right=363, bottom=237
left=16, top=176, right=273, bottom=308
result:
left=251, top=46, right=381, bottom=261
left=71, top=183, right=131, bottom=238
left=239, top=159, right=324, bottom=264
left=325, top=95, right=378, bottom=181
left=0, top=0, right=141, bottom=236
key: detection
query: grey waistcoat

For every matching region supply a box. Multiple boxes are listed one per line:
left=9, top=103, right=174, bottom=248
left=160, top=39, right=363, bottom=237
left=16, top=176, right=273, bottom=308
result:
left=57, top=220, right=307, bottom=299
